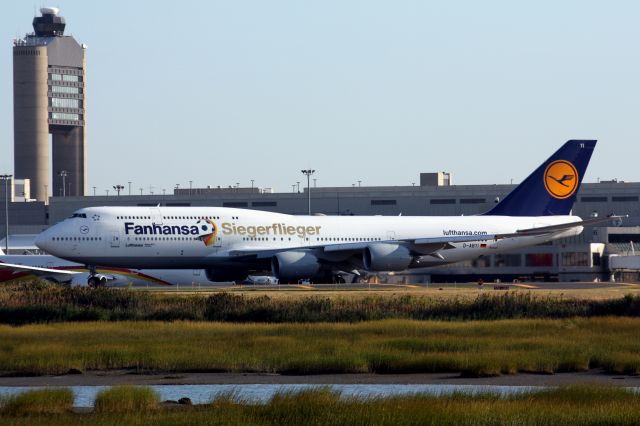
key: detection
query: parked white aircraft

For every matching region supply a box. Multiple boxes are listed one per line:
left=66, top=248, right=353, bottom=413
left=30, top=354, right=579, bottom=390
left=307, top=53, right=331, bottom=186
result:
left=0, top=247, right=209, bottom=287
left=36, top=140, right=613, bottom=284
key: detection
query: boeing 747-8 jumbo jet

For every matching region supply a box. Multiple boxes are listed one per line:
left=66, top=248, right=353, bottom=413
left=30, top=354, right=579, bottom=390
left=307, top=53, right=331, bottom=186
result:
left=36, top=140, right=613, bottom=284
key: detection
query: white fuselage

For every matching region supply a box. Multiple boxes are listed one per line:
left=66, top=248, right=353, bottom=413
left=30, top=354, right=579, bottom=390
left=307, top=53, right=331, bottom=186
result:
left=35, top=206, right=583, bottom=270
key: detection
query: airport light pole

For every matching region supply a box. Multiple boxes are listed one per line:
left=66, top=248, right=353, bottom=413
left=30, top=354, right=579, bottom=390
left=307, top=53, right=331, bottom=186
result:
left=301, top=170, right=315, bottom=215
left=58, top=170, right=68, bottom=197
left=113, top=185, right=124, bottom=196
left=128, top=182, right=132, bottom=195
left=92, top=187, right=96, bottom=196
left=189, top=180, right=192, bottom=196
left=0, top=174, right=11, bottom=253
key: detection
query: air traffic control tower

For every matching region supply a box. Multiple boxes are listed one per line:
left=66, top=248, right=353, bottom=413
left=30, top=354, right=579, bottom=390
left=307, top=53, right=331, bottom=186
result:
left=13, top=7, right=86, bottom=201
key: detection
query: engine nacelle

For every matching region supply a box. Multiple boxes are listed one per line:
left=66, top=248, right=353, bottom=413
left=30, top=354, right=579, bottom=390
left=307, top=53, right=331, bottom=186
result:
left=363, top=243, right=412, bottom=271
left=205, top=268, right=248, bottom=283
left=271, top=251, right=321, bottom=282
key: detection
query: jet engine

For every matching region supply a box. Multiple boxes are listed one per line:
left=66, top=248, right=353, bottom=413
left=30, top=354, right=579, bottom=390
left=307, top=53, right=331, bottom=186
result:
left=363, top=243, right=412, bottom=271
left=271, top=251, right=321, bottom=282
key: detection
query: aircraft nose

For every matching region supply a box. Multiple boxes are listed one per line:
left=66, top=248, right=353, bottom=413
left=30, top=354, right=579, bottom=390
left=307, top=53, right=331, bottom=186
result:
left=35, top=228, right=52, bottom=253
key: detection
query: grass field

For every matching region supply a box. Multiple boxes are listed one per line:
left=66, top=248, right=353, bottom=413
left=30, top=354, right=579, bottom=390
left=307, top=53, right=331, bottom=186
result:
left=1, top=318, right=640, bottom=376
left=3, top=282, right=640, bottom=324
left=2, top=386, right=640, bottom=425
left=155, top=282, right=640, bottom=301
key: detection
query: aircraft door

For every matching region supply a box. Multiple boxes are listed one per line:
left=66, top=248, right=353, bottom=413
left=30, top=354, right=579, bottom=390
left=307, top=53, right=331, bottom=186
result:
left=386, top=231, right=396, bottom=241
left=151, top=208, right=163, bottom=225
left=110, top=231, right=121, bottom=248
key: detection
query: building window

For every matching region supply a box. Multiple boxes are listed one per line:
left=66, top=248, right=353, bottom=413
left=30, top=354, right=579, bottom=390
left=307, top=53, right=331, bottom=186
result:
left=51, top=98, right=79, bottom=108
left=371, top=200, right=396, bottom=206
left=460, top=198, right=486, bottom=204
left=612, top=196, right=639, bottom=202
left=494, top=254, right=521, bottom=267
left=608, top=234, right=640, bottom=243
left=561, top=252, right=590, bottom=267
left=430, top=199, right=456, bottom=205
left=581, top=196, right=608, bottom=202
left=51, top=112, right=79, bottom=120
left=51, top=73, right=62, bottom=81
left=51, top=86, right=80, bottom=94
left=252, top=201, right=277, bottom=207
left=62, top=74, right=80, bottom=82
left=223, top=202, right=248, bottom=207
left=525, top=253, right=554, bottom=267
left=471, top=256, right=491, bottom=268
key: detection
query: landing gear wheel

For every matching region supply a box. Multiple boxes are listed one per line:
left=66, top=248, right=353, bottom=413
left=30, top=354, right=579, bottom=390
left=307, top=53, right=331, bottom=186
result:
left=334, top=275, right=346, bottom=284
left=87, top=277, right=99, bottom=288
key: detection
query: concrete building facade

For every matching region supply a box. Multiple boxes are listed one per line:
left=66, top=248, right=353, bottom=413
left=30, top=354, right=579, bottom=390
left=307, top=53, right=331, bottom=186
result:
left=13, top=7, right=86, bottom=201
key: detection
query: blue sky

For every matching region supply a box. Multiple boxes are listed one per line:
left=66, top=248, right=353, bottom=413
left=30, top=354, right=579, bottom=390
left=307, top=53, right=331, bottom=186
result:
left=2, top=1, right=639, bottom=194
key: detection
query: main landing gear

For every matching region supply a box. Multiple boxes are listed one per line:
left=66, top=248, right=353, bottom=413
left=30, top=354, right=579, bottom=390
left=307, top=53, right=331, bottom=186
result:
left=86, top=265, right=107, bottom=288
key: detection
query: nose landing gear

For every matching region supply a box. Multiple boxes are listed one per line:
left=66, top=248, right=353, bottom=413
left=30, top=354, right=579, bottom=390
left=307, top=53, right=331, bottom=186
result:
left=86, top=265, right=107, bottom=288
left=87, top=276, right=107, bottom=287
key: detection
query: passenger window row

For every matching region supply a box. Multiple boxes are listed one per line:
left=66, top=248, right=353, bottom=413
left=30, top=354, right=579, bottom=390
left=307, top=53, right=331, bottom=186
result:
left=115, top=215, right=223, bottom=220
left=51, top=237, right=102, bottom=241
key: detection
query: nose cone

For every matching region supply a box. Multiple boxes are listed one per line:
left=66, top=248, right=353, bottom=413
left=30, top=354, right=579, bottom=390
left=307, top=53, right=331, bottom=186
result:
left=35, top=228, right=53, bottom=253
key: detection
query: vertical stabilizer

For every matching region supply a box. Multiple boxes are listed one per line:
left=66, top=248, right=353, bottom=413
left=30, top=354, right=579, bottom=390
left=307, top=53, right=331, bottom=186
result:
left=484, top=140, right=596, bottom=216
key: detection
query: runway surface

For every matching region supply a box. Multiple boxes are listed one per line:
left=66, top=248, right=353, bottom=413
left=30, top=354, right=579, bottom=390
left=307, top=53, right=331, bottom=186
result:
left=135, top=280, right=640, bottom=299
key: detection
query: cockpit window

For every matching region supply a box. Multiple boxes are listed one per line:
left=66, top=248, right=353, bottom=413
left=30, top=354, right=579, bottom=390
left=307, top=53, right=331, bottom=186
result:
left=70, top=213, right=87, bottom=218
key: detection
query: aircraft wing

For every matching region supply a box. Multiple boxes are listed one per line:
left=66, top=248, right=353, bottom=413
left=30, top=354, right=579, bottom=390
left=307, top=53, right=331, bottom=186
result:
left=226, top=215, right=622, bottom=259
left=495, top=215, right=625, bottom=238
left=0, top=262, right=82, bottom=278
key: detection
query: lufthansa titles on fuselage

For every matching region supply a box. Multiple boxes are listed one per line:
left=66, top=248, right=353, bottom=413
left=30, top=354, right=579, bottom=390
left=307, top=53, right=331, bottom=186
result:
left=125, top=222, right=201, bottom=236
left=124, top=222, right=322, bottom=239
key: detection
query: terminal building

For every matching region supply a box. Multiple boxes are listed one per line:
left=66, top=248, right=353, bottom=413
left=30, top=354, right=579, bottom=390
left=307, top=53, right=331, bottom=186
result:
left=13, top=7, right=87, bottom=201
left=1, top=173, right=639, bottom=282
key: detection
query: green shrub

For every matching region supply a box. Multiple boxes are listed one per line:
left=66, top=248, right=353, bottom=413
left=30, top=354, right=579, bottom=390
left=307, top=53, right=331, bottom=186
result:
left=94, top=386, right=160, bottom=413
left=0, top=388, right=73, bottom=415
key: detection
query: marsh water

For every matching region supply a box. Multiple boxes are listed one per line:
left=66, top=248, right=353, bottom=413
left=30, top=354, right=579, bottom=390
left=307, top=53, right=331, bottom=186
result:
left=0, top=384, right=543, bottom=407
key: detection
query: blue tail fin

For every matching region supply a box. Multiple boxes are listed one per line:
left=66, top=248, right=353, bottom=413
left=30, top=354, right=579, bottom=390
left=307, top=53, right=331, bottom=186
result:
left=484, top=140, right=596, bottom=216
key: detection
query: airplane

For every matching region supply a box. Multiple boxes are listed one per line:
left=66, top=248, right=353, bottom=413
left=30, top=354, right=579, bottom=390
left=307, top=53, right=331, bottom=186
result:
left=35, top=140, right=616, bottom=285
left=0, top=246, right=210, bottom=287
